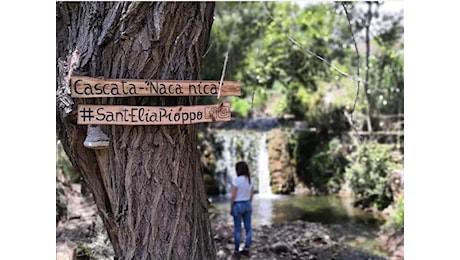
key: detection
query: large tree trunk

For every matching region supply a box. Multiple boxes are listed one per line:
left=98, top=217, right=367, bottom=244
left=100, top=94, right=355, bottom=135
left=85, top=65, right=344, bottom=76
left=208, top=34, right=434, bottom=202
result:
left=56, top=2, right=216, bottom=259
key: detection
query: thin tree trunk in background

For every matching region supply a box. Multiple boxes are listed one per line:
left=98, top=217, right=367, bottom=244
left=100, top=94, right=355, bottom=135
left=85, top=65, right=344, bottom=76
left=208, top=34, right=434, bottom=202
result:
left=364, top=1, right=374, bottom=135
left=56, top=2, right=216, bottom=259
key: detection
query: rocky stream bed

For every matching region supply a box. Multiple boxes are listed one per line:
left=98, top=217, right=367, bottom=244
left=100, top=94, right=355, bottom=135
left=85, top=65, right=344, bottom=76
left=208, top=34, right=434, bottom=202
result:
left=56, top=183, right=403, bottom=260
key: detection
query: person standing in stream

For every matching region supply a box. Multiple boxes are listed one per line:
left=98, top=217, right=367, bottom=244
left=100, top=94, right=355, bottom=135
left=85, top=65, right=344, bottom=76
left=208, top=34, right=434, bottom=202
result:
left=230, top=161, right=254, bottom=257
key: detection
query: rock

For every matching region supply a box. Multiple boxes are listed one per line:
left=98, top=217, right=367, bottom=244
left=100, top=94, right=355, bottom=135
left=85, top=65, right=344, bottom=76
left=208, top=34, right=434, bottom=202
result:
left=56, top=182, right=114, bottom=260
left=270, top=242, right=290, bottom=254
left=312, top=236, right=328, bottom=245
left=56, top=239, right=76, bottom=260
left=379, top=228, right=404, bottom=260
left=294, top=183, right=311, bottom=195
left=217, top=249, right=228, bottom=257
left=267, top=129, right=296, bottom=194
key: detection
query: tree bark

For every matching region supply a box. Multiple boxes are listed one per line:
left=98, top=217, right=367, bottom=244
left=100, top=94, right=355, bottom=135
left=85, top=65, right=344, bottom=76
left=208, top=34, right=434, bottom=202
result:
left=56, top=2, right=216, bottom=259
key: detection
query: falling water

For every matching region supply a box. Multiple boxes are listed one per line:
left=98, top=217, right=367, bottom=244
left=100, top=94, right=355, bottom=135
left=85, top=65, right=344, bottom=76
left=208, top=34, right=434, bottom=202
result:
left=210, top=127, right=389, bottom=257
left=257, top=132, right=272, bottom=196
left=221, top=133, right=236, bottom=195
left=214, top=130, right=272, bottom=196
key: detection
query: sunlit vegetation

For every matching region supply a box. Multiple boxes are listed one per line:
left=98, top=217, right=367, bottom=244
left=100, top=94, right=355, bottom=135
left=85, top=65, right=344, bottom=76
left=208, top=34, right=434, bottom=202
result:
left=201, top=1, right=403, bottom=219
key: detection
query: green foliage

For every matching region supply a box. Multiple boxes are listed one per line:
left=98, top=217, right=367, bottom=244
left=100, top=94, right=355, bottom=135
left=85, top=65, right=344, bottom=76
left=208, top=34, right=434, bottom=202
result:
left=386, top=195, right=404, bottom=231
left=252, top=2, right=350, bottom=93
left=308, top=138, right=348, bottom=194
left=345, top=142, right=396, bottom=210
left=201, top=2, right=268, bottom=82
left=339, top=2, right=404, bottom=127
left=197, top=1, right=404, bottom=205
left=328, top=77, right=367, bottom=114
left=285, top=82, right=323, bottom=121
left=230, top=97, right=252, bottom=118
left=288, top=130, right=317, bottom=187
left=368, top=49, right=404, bottom=116
left=201, top=2, right=355, bottom=118
left=289, top=129, right=349, bottom=195
left=201, top=1, right=403, bottom=125
left=251, top=87, right=268, bottom=110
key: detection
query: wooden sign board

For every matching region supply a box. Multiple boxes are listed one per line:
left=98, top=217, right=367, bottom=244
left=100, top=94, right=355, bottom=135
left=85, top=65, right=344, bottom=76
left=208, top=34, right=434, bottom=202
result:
left=77, top=103, right=232, bottom=125
left=70, top=76, right=241, bottom=98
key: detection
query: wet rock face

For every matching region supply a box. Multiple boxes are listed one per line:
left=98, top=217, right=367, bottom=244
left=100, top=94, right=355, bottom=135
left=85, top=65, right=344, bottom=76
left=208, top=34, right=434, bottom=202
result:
left=267, top=129, right=295, bottom=194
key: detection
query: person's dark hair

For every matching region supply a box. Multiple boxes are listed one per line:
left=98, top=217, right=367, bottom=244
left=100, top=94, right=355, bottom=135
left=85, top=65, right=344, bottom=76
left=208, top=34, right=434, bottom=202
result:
left=235, top=161, right=251, bottom=184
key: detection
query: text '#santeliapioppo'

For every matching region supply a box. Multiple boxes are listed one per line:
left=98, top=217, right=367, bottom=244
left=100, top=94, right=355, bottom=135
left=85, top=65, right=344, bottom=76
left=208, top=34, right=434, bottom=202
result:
left=77, top=104, right=231, bottom=125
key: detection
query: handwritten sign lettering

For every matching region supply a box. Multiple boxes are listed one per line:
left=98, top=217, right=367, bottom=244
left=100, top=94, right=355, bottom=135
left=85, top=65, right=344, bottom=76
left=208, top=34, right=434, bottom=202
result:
left=70, top=76, right=241, bottom=98
left=77, top=103, right=232, bottom=125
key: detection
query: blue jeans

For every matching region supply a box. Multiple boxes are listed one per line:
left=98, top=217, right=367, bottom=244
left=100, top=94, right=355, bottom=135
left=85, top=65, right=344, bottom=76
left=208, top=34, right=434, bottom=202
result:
left=232, top=200, right=252, bottom=252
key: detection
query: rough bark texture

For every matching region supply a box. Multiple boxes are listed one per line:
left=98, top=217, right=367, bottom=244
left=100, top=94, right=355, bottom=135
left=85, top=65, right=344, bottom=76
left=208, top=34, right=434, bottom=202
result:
left=56, top=2, right=216, bottom=259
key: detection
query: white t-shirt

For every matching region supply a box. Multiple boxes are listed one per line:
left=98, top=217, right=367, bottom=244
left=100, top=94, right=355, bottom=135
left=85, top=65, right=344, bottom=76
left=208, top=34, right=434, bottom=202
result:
left=232, top=176, right=254, bottom=201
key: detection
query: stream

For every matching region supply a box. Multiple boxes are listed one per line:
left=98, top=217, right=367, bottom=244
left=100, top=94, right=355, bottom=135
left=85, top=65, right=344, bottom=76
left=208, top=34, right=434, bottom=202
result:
left=209, top=194, right=389, bottom=257
left=210, top=127, right=391, bottom=258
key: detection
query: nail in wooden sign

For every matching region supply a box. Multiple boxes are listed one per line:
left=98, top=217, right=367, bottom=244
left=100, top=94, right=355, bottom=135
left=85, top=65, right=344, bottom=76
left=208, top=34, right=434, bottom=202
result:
left=77, top=103, right=232, bottom=125
left=70, top=76, right=241, bottom=98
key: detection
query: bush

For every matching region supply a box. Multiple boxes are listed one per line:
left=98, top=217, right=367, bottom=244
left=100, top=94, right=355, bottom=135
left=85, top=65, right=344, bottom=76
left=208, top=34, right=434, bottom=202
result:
left=386, top=195, right=404, bottom=231
left=289, top=130, right=318, bottom=187
left=231, top=98, right=251, bottom=118
left=308, top=138, right=348, bottom=194
left=345, top=142, right=396, bottom=210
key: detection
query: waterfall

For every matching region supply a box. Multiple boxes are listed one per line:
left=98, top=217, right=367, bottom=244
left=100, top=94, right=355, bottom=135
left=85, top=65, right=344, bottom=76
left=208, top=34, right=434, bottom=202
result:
left=257, top=132, right=272, bottom=196
left=221, top=133, right=236, bottom=195
left=214, top=130, right=272, bottom=196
